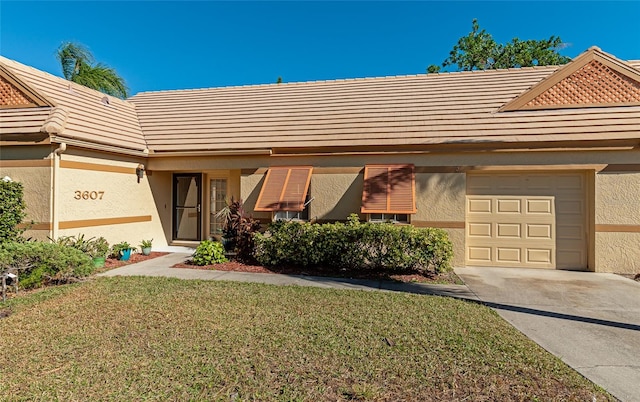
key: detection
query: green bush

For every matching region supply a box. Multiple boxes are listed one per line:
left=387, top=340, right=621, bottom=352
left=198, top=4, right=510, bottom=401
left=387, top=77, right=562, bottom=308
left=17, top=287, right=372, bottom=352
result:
left=253, top=214, right=453, bottom=274
left=192, top=240, right=228, bottom=266
left=51, top=234, right=110, bottom=258
left=0, top=241, right=94, bottom=289
left=0, top=178, right=27, bottom=243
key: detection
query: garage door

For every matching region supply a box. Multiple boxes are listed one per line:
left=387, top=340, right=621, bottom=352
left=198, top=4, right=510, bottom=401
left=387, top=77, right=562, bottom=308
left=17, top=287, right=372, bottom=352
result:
left=466, top=172, right=587, bottom=270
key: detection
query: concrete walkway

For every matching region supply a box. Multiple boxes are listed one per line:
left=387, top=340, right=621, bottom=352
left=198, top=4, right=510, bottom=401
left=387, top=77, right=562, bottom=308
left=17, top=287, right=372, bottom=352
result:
left=98, top=252, right=478, bottom=299
left=455, top=267, right=640, bottom=402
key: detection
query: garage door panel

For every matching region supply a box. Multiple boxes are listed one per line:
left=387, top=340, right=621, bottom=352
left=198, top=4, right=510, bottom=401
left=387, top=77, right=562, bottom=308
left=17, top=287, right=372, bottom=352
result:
left=466, top=172, right=587, bottom=270
left=527, top=224, right=552, bottom=239
left=468, top=223, right=492, bottom=237
left=468, top=198, right=492, bottom=213
left=556, top=175, right=583, bottom=190
left=497, top=199, right=521, bottom=213
left=527, top=199, right=553, bottom=214
left=557, top=224, right=584, bottom=240
left=527, top=249, right=553, bottom=264
left=557, top=200, right=584, bottom=215
left=497, top=247, right=522, bottom=263
left=497, top=223, right=520, bottom=238
left=468, top=247, right=492, bottom=262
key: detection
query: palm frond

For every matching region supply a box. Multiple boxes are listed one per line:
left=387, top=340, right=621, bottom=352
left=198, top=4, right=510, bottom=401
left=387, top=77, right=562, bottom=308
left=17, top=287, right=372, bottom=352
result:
left=56, top=41, right=129, bottom=99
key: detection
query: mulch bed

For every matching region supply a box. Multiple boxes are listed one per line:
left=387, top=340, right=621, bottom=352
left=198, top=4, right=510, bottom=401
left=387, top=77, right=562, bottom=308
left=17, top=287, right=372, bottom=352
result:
left=102, top=252, right=170, bottom=270
left=172, top=259, right=461, bottom=284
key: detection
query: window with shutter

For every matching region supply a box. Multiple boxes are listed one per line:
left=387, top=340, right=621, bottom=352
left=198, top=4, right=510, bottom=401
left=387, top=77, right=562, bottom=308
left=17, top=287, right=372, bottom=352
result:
left=361, top=164, right=416, bottom=215
left=255, top=166, right=313, bottom=212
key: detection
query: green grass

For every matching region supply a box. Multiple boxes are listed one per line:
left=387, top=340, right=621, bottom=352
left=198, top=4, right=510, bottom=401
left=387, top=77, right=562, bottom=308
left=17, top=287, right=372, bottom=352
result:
left=0, top=277, right=611, bottom=401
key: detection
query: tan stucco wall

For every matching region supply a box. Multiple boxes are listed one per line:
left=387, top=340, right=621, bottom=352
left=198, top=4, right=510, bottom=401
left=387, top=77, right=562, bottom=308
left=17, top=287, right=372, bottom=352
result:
left=0, top=145, right=54, bottom=240
left=415, top=173, right=466, bottom=268
left=0, top=145, right=53, bottom=160
left=147, top=147, right=640, bottom=171
left=55, top=152, right=167, bottom=249
left=309, top=172, right=362, bottom=221
left=595, top=171, right=640, bottom=273
left=0, top=165, right=52, bottom=240
left=4, top=140, right=638, bottom=272
left=594, top=233, right=640, bottom=274
left=596, top=172, right=640, bottom=225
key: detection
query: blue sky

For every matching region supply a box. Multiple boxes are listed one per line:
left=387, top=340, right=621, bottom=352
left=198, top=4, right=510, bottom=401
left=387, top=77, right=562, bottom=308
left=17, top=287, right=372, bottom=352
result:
left=2, top=1, right=639, bottom=95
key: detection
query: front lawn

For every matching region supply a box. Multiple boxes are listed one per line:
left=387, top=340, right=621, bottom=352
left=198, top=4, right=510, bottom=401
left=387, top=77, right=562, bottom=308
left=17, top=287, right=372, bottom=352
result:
left=0, top=277, right=611, bottom=401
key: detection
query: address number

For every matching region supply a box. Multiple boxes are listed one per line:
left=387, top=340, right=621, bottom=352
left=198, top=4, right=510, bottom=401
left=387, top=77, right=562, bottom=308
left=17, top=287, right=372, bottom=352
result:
left=74, top=191, right=105, bottom=200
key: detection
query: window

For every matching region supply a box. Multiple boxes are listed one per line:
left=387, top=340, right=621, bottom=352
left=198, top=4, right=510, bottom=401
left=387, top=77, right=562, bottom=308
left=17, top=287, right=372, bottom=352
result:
left=369, top=213, right=409, bottom=224
left=209, top=178, right=227, bottom=237
left=255, top=166, right=313, bottom=212
left=273, top=188, right=311, bottom=221
left=274, top=209, right=309, bottom=221
left=361, top=164, right=416, bottom=215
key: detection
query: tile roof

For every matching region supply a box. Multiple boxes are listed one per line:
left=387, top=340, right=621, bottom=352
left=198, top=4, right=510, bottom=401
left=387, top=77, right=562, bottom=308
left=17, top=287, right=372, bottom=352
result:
left=129, top=50, right=640, bottom=153
left=2, top=47, right=639, bottom=155
left=0, top=56, right=147, bottom=152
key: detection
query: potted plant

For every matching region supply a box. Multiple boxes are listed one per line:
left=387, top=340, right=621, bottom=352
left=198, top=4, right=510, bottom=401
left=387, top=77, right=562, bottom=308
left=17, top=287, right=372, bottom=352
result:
left=139, top=239, right=153, bottom=256
left=111, top=241, right=135, bottom=261
left=89, top=237, right=110, bottom=268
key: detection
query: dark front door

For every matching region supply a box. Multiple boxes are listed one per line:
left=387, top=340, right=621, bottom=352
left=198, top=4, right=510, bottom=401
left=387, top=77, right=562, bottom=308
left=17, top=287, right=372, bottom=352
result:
left=173, top=173, right=202, bottom=241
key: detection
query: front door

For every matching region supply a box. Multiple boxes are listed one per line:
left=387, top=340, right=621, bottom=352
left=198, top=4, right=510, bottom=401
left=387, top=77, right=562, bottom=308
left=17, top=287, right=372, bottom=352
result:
left=173, top=173, right=202, bottom=241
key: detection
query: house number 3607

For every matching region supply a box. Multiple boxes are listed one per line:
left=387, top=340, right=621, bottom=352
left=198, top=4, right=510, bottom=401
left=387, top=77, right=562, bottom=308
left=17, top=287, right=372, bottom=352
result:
left=74, top=191, right=105, bottom=200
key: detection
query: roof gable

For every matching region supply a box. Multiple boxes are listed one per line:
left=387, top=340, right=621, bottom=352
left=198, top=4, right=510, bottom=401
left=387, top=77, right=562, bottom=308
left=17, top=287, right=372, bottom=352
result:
left=0, top=64, right=53, bottom=108
left=501, top=47, right=640, bottom=111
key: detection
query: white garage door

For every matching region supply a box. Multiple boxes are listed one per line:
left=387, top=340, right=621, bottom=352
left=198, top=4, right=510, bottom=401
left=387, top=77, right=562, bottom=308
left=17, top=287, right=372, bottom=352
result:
left=466, top=172, right=587, bottom=270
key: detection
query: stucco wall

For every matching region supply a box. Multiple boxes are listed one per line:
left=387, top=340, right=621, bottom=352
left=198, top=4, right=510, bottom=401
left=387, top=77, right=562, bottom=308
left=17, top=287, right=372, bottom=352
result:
left=0, top=165, right=51, bottom=240
left=140, top=147, right=640, bottom=271
left=309, top=172, right=362, bottom=221
left=415, top=173, right=466, bottom=268
left=55, top=152, right=167, bottom=249
left=595, top=171, right=640, bottom=273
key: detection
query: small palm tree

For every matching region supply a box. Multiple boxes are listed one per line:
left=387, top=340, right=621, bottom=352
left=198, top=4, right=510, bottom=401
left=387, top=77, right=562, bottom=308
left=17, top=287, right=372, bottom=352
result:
left=57, top=42, right=129, bottom=99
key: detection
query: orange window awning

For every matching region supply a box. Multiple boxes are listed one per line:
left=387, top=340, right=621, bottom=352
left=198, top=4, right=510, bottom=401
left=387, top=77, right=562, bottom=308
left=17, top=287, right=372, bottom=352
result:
left=255, top=166, right=313, bottom=211
left=361, top=164, right=416, bottom=214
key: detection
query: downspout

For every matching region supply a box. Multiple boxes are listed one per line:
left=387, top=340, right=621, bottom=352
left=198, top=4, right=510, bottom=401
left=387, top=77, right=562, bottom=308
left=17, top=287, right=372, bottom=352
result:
left=51, top=143, right=67, bottom=240
left=42, top=108, right=69, bottom=241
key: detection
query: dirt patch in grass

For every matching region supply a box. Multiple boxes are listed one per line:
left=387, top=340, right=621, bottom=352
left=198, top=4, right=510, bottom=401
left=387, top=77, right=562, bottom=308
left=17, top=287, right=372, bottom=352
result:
left=173, top=259, right=462, bottom=284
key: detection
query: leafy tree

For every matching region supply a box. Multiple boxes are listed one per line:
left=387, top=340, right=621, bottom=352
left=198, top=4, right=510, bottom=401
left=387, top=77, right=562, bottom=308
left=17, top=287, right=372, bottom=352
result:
left=56, top=42, right=129, bottom=99
left=427, top=19, right=571, bottom=73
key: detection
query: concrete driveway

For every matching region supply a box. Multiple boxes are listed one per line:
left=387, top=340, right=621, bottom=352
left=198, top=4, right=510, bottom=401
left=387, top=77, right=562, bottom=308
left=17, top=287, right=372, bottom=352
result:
left=455, top=267, right=640, bottom=402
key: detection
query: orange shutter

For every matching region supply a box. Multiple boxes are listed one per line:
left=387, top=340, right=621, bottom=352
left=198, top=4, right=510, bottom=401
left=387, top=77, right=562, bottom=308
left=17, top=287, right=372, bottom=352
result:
left=361, top=164, right=416, bottom=214
left=255, top=166, right=313, bottom=211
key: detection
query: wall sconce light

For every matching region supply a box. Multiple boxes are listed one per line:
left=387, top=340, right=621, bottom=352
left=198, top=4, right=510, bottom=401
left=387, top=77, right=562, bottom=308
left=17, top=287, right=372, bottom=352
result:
left=136, top=164, right=145, bottom=183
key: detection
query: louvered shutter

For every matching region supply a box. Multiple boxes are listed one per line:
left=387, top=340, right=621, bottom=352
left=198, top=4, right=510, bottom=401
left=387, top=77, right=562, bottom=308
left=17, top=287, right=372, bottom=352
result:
left=255, top=166, right=313, bottom=211
left=361, top=165, right=416, bottom=214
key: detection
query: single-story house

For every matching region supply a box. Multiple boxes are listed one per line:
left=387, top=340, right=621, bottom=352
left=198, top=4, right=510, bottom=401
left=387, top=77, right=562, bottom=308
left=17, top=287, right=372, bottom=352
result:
left=1, top=46, right=639, bottom=273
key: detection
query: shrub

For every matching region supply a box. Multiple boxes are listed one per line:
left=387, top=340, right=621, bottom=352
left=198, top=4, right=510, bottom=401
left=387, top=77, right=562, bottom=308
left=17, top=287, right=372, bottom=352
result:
left=219, top=199, right=261, bottom=261
left=0, top=241, right=94, bottom=289
left=0, top=178, right=27, bottom=243
left=254, top=215, right=453, bottom=274
left=52, top=234, right=110, bottom=258
left=192, top=240, right=228, bottom=266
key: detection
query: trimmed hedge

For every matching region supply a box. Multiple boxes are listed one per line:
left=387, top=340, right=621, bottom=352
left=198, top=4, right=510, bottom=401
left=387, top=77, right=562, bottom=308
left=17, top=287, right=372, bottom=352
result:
left=253, top=215, right=453, bottom=274
left=0, top=241, right=94, bottom=289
